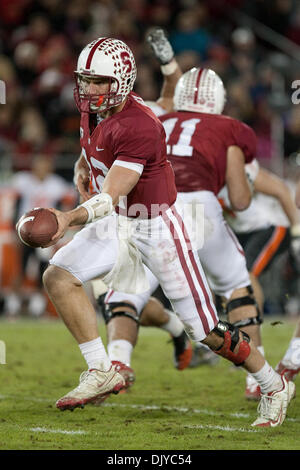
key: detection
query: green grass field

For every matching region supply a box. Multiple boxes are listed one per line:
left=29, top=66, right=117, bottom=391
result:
left=0, top=316, right=299, bottom=451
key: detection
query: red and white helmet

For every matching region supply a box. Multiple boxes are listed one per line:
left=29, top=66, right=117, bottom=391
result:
left=173, top=68, right=226, bottom=114
left=74, top=37, right=137, bottom=113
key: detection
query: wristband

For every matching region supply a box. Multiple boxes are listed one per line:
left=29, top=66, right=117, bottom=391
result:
left=161, top=59, right=178, bottom=76
left=290, top=224, right=300, bottom=237
left=81, top=193, right=113, bottom=223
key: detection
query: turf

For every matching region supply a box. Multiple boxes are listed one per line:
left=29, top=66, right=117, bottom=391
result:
left=0, top=316, right=299, bottom=451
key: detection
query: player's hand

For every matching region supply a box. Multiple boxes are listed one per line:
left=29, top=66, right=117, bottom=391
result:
left=43, top=208, right=72, bottom=247
left=146, top=27, right=174, bottom=65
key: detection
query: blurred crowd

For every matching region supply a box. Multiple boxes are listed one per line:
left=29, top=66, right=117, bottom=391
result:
left=0, top=0, right=299, bottom=177
left=0, top=0, right=300, bottom=317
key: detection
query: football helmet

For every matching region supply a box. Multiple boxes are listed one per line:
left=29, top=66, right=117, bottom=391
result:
left=74, top=37, right=137, bottom=113
left=173, top=67, right=226, bottom=114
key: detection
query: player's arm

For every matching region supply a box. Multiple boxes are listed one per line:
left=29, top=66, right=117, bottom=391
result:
left=295, top=179, right=300, bottom=209
left=147, top=28, right=182, bottom=113
left=225, top=145, right=252, bottom=211
left=253, top=168, right=300, bottom=227
left=156, top=62, right=182, bottom=112
left=73, top=152, right=90, bottom=201
left=254, top=168, right=300, bottom=266
left=101, top=164, right=140, bottom=206
left=46, top=165, right=140, bottom=245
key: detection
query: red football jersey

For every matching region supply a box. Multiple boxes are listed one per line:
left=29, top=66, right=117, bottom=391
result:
left=80, top=93, right=177, bottom=218
left=159, top=111, right=257, bottom=195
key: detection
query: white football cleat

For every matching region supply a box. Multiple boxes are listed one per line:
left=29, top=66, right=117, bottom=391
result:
left=251, top=375, right=295, bottom=427
left=56, top=366, right=125, bottom=411
left=245, top=375, right=261, bottom=401
left=92, top=361, right=136, bottom=406
left=276, top=360, right=300, bottom=382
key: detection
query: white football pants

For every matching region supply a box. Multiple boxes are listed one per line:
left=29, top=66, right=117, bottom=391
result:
left=106, top=191, right=250, bottom=317
left=50, top=201, right=218, bottom=341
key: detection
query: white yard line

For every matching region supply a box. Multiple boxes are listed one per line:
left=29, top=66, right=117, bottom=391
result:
left=184, top=424, right=258, bottom=433
left=0, top=394, right=298, bottom=423
left=28, top=424, right=256, bottom=436
left=102, top=402, right=252, bottom=419
left=30, top=427, right=87, bottom=435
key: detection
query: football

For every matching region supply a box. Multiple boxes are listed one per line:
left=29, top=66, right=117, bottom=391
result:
left=16, top=208, right=58, bottom=248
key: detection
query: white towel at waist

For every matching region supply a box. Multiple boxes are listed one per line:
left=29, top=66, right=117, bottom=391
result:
left=101, top=215, right=149, bottom=294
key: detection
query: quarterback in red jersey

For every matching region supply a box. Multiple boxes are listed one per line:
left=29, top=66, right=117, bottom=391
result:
left=40, top=37, right=294, bottom=427
left=42, top=37, right=218, bottom=410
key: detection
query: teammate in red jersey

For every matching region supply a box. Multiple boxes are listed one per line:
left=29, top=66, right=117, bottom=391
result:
left=40, top=37, right=294, bottom=427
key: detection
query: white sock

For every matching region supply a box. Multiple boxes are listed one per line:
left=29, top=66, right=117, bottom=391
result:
left=79, top=337, right=111, bottom=371
left=282, top=338, right=300, bottom=366
left=195, top=342, right=210, bottom=351
left=251, top=361, right=282, bottom=394
left=257, top=345, right=265, bottom=356
left=108, top=339, right=133, bottom=366
left=247, top=346, right=265, bottom=385
left=161, top=310, right=184, bottom=337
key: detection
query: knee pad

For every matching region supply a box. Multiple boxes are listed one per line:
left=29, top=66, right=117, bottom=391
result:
left=212, top=321, right=251, bottom=366
left=226, top=285, right=263, bottom=328
left=102, top=301, right=139, bottom=325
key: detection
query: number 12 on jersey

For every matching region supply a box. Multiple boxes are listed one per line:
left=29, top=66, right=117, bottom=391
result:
left=163, top=118, right=201, bottom=157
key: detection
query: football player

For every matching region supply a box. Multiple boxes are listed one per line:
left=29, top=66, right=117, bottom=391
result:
left=43, top=36, right=218, bottom=411
left=41, top=37, right=294, bottom=427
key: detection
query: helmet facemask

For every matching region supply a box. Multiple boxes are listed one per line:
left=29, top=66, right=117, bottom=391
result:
left=74, top=73, right=123, bottom=114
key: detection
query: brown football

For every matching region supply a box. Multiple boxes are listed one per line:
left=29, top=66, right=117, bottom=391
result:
left=16, top=208, right=58, bottom=248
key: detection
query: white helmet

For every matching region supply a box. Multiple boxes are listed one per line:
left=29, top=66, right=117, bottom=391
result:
left=74, top=37, right=137, bottom=113
left=173, top=67, right=226, bottom=114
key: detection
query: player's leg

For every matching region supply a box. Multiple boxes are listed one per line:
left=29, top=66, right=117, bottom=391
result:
left=95, top=265, right=192, bottom=373
left=96, top=282, right=151, bottom=398
left=192, top=193, right=264, bottom=398
left=193, top=193, right=263, bottom=345
left=237, top=226, right=290, bottom=315
left=225, top=284, right=263, bottom=400
left=249, top=271, right=264, bottom=316
left=92, top=266, right=158, bottom=392
left=276, top=318, right=300, bottom=381
left=142, top=203, right=295, bottom=427
left=202, top=321, right=295, bottom=427
left=236, top=226, right=290, bottom=395
left=43, top=216, right=125, bottom=410
left=140, top=295, right=193, bottom=370
left=190, top=192, right=264, bottom=400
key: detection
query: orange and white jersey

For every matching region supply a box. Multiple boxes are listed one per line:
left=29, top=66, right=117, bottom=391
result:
left=219, top=184, right=290, bottom=234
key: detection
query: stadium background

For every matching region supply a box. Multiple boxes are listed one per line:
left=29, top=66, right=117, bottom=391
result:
left=0, top=0, right=300, bottom=318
